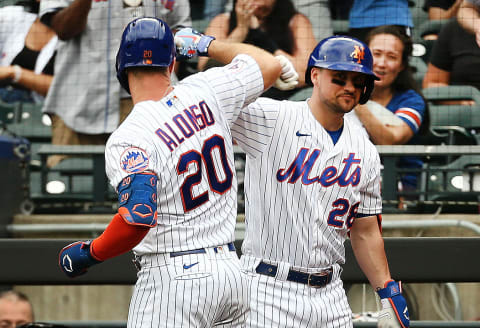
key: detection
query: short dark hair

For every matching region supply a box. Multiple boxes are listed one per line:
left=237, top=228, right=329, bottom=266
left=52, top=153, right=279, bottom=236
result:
left=365, top=25, right=419, bottom=94
left=365, top=25, right=429, bottom=135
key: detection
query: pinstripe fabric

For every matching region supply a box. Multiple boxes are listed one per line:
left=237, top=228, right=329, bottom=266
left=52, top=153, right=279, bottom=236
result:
left=231, top=98, right=382, bottom=326
left=232, top=98, right=382, bottom=268
left=242, top=256, right=352, bottom=328
left=128, top=247, right=248, bottom=328
left=104, top=54, right=263, bottom=327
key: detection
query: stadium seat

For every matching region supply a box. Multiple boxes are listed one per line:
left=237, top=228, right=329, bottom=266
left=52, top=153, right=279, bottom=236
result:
left=0, top=100, right=20, bottom=124
left=0, top=0, right=19, bottom=7
left=417, top=19, right=448, bottom=40
left=410, top=1, right=429, bottom=41
left=423, top=86, right=480, bottom=145
left=288, top=87, right=313, bottom=101
left=192, top=19, right=209, bottom=34
left=30, top=144, right=116, bottom=213
left=414, top=20, right=448, bottom=63
left=332, top=20, right=349, bottom=35
left=409, top=56, right=427, bottom=88
left=422, top=154, right=480, bottom=206
left=6, top=102, right=51, bottom=142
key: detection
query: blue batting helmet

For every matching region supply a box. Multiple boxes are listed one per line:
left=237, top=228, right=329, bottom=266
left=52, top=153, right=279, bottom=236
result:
left=116, top=17, right=175, bottom=94
left=305, top=35, right=379, bottom=104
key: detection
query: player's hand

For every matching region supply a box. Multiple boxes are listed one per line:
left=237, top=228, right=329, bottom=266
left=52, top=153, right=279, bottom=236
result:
left=273, top=55, right=298, bottom=91
left=377, top=280, right=410, bottom=328
left=235, top=0, right=256, bottom=29
left=174, top=27, right=215, bottom=59
left=58, top=240, right=102, bottom=278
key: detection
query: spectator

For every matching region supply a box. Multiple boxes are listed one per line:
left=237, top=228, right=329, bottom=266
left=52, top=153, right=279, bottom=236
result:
left=349, top=25, right=427, bottom=203
left=0, top=0, right=57, bottom=104
left=329, top=0, right=354, bottom=20
left=420, top=0, right=462, bottom=41
left=457, top=0, right=480, bottom=46
left=0, top=290, right=34, bottom=328
left=423, top=13, right=480, bottom=91
left=348, top=0, right=414, bottom=42
left=39, top=0, right=191, bottom=168
left=197, top=0, right=316, bottom=99
left=293, top=0, right=332, bottom=42
left=424, top=0, right=463, bottom=20
left=203, top=0, right=230, bottom=20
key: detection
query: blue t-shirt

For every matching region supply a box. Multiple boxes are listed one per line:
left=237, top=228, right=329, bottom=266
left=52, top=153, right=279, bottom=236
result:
left=387, top=89, right=426, bottom=189
left=387, top=89, right=425, bottom=133
left=349, top=0, right=413, bottom=29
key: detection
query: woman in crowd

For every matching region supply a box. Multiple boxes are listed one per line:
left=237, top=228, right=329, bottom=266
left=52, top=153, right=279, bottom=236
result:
left=0, top=0, right=57, bottom=104
left=350, top=25, right=428, bottom=204
left=197, top=0, right=316, bottom=99
left=423, top=12, right=480, bottom=91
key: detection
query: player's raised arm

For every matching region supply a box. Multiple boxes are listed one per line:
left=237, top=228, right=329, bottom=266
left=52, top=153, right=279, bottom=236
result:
left=40, top=0, right=92, bottom=40
left=174, top=28, right=287, bottom=91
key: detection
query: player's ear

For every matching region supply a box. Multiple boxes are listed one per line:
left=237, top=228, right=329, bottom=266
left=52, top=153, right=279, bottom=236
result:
left=311, top=67, right=321, bottom=87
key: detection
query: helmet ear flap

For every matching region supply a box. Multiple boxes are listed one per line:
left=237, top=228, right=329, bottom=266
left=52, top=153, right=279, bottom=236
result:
left=359, top=78, right=375, bottom=105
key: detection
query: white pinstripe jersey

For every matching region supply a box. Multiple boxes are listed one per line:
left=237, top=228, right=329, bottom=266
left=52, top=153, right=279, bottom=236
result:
left=105, top=55, right=263, bottom=255
left=231, top=98, right=382, bottom=270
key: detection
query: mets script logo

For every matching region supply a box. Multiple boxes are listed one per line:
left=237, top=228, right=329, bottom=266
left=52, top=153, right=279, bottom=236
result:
left=350, top=45, right=365, bottom=64
left=120, top=147, right=149, bottom=173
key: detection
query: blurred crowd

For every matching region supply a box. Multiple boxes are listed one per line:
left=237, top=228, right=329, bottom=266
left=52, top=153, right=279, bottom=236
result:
left=2, top=0, right=480, bottom=202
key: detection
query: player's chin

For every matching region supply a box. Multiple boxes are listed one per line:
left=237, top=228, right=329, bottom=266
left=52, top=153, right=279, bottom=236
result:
left=338, top=96, right=356, bottom=110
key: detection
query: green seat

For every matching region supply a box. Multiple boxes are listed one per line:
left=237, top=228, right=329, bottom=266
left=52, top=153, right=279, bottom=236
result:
left=332, top=20, right=349, bottom=35
left=192, top=19, right=210, bottom=34
left=0, top=0, right=19, bottom=7
left=423, top=86, right=480, bottom=145
left=414, top=20, right=449, bottom=62
left=0, top=100, right=20, bottom=124
left=288, top=87, right=313, bottom=102
left=417, top=19, right=448, bottom=39
left=6, top=102, right=51, bottom=142
left=30, top=144, right=117, bottom=212
left=422, top=155, right=480, bottom=207
left=409, top=56, right=427, bottom=88
left=410, top=3, right=429, bottom=40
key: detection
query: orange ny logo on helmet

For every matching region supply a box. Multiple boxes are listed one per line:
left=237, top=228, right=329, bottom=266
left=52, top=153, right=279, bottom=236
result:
left=143, top=50, right=153, bottom=64
left=350, top=45, right=365, bottom=64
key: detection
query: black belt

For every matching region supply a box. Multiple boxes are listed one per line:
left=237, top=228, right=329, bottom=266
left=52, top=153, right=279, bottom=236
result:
left=255, top=262, right=333, bottom=288
left=170, top=242, right=236, bottom=257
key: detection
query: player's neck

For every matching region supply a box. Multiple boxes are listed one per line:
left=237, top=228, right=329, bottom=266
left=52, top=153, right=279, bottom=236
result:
left=130, top=73, right=172, bottom=105
left=307, top=98, right=344, bottom=131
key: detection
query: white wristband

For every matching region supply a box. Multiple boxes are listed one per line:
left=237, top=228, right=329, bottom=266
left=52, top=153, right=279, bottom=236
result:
left=12, top=65, right=22, bottom=83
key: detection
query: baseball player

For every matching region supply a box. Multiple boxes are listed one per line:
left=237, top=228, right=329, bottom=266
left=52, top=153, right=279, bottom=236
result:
left=56, top=17, right=294, bottom=327
left=231, top=36, right=410, bottom=328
